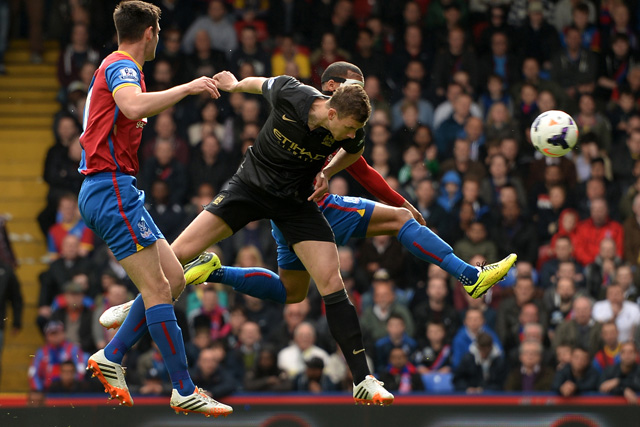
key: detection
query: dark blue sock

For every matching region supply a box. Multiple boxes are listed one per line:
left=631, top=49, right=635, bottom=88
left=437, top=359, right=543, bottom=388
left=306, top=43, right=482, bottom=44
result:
left=209, top=266, right=287, bottom=304
left=104, top=294, right=147, bottom=364
left=397, top=219, right=478, bottom=283
left=146, top=304, right=195, bottom=396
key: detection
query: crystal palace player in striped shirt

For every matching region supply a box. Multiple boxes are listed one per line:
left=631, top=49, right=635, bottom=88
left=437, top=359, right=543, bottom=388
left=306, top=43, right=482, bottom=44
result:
left=77, top=1, right=231, bottom=418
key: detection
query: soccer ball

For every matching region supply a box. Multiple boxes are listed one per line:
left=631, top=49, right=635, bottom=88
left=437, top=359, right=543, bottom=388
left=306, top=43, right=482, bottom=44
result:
left=530, top=110, right=579, bottom=157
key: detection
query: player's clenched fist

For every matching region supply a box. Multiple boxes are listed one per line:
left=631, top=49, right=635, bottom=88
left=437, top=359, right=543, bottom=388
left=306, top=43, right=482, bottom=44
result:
left=213, top=71, right=239, bottom=92
left=187, top=76, right=220, bottom=99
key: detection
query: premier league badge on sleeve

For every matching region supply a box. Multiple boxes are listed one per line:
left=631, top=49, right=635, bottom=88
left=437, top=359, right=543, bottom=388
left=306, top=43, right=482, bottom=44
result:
left=119, top=67, right=138, bottom=82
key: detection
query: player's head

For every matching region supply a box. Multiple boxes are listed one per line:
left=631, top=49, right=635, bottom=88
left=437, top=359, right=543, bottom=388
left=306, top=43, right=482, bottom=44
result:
left=327, top=84, right=371, bottom=140
left=321, top=61, right=364, bottom=94
left=113, top=1, right=161, bottom=60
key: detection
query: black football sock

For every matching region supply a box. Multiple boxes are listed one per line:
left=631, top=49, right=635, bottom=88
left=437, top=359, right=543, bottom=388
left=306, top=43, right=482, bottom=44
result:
left=323, top=289, right=370, bottom=384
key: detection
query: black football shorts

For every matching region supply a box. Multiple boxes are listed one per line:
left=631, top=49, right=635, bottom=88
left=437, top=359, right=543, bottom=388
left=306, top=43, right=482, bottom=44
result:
left=204, top=176, right=335, bottom=246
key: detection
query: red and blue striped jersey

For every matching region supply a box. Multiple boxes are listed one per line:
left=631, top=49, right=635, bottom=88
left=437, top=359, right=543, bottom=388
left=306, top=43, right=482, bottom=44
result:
left=79, top=51, right=147, bottom=176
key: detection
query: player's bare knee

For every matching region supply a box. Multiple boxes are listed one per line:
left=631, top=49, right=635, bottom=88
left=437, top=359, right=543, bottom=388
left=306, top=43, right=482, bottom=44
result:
left=169, top=276, right=186, bottom=300
left=167, top=269, right=186, bottom=291
left=316, top=273, right=344, bottom=295
left=142, top=278, right=172, bottom=302
left=394, top=207, right=414, bottom=231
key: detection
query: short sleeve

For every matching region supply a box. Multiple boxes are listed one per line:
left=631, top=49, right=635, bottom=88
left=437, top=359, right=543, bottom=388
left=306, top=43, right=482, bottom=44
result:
left=261, top=75, right=296, bottom=107
left=105, top=59, right=141, bottom=96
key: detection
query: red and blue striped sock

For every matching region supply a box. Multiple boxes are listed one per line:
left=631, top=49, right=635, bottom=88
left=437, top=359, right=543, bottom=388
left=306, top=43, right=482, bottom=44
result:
left=397, top=219, right=478, bottom=283
left=103, top=294, right=147, bottom=364
left=209, top=266, right=287, bottom=304
left=146, top=304, right=195, bottom=396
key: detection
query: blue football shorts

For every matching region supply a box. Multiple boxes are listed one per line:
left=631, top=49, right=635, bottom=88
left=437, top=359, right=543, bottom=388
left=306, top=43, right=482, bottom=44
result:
left=273, top=194, right=375, bottom=270
left=78, top=172, right=164, bottom=260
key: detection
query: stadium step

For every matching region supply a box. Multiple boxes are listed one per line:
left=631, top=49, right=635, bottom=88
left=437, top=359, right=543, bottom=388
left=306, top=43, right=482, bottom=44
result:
left=0, top=145, right=49, bottom=163
left=4, top=63, right=57, bottom=76
left=0, top=89, right=58, bottom=102
left=0, top=163, right=47, bottom=179
left=5, top=217, right=47, bottom=234
left=0, top=116, right=54, bottom=129
left=3, top=49, right=58, bottom=65
left=10, top=264, right=48, bottom=294
left=0, top=37, right=59, bottom=394
left=0, top=306, right=43, bottom=392
left=0, top=102, right=60, bottom=115
left=0, top=75, right=59, bottom=90
left=10, top=240, right=48, bottom=261
left=9, top=39, right=60, bottom=50
left=0, top=199, right=46, bottom=220
left=0, top=180, right=47, bottom=198
left=0, top=129, right=54, bottom=144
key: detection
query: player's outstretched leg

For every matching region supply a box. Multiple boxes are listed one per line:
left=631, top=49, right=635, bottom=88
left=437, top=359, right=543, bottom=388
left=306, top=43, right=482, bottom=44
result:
left=465, top=253, right=518, bottom=298
left=101, top=251, right=287, bottom=330
left=396, top=218, right=516, bottom=298
left=185, top=252, right=287, bottom=303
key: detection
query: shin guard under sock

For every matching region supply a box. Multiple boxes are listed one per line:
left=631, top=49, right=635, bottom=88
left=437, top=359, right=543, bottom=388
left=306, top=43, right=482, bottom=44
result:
left=103, top=294, right=147, bottom=364
left=397, top=219, right=478, bottom=283
left=323, top=289, right=370, bottom=383
left=209, top=266, right=287, bottom=304
left=146, top=304, right=195, bottom=396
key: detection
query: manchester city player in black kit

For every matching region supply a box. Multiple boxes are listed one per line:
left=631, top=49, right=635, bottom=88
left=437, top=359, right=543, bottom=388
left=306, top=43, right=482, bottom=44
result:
left=171, top=71, right=395, bottom=405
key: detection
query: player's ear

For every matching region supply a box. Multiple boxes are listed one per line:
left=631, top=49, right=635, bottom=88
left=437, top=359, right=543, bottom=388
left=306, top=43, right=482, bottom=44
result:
left=327, top=108, right=337, bottom=120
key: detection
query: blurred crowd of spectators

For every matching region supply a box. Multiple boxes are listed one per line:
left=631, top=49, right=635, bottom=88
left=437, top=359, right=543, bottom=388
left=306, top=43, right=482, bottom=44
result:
left=2, top=0, right=640, bottom=403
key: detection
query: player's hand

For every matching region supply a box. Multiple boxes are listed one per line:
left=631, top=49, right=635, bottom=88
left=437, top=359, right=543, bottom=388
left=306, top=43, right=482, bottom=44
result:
left=213, top=71, right=239, bottom=92
left=402, top=200, right=426, bottom=225
left=308, top=171, right=328, bottom=202
left=187, top=76, right=220, bottom=99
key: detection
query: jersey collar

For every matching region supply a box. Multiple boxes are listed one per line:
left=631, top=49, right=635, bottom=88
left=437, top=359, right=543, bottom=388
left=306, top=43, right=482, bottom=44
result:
left=114, top=50, right=142, bottom=71
left=303, top=93, right=330, bottom=128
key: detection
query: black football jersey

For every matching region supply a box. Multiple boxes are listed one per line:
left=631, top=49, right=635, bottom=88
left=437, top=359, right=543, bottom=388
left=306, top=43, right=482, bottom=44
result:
left=234, top=76, right=365, bottom=201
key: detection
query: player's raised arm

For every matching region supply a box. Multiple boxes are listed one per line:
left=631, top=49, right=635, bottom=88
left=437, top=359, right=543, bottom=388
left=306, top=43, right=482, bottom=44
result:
left=308, top=147, right=364, bottom=202
left=114, top=76, right=220, bottom=121
left=213, top=71, right=267, bottom=94
left=322, top=147, right=364, bottom=179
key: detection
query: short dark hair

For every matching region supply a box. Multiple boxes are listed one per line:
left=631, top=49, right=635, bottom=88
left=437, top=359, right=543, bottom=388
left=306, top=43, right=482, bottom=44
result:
left=579, top=131, right=599, bottom=146
left=113, top=1, right=161, bottom=44
left=426, top=321, right=446, bottom=330
left=329, top=84, right=371, bottom=124
left=387, top=313, right=406, bottom=325
left=476, top=332, right=493, bottom=348
left=321, top=61, right=364, bottom=84
left=60, top=360, right=77, bottom=369
left=572, top=345, right=589, bottom=355
left=612, top=33, right=630, bottom=45
left=573, top=2, right=590, bottom=14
